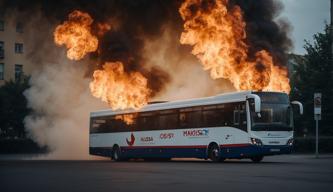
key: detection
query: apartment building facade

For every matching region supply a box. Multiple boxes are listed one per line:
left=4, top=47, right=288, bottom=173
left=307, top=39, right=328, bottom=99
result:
left=0, top=12, right=32, bottom=86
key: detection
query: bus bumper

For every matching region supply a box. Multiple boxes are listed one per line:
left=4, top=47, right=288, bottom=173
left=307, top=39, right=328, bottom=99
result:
left=220, top=144, right=293, bottom=159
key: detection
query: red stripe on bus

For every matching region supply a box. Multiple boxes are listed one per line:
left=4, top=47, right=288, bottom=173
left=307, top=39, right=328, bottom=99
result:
left=120, top=143, right=250, bottom=149
left=121, top=145, right=207, bottom=149
left=221, top=143, right=250, bottom=147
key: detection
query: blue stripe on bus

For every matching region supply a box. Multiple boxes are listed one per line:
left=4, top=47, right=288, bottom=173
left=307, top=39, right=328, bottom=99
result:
left=89, top=144, right=292, bottom=159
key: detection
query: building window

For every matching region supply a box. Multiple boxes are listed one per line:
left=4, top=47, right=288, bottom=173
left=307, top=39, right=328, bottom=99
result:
left=0, top=20, right=4, bottom=31
left=15, top=64, right=23, bottom=81
left=0, top=41, right=4, bottom=59
left=15, top=43, right=23, bottom=54
left=16, top=22, right=23, bottom=33
left=0, top=63, right=4, bottom=80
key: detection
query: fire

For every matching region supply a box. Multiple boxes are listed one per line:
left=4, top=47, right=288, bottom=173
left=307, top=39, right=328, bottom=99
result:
left=89, top=62, right=151, bottom=110
left=54, top=10, right=98, bottom=60
left=115, top=114, right=137, bottom=125
left=54, top=10, right=151, bottom=110
left=96, top=23, right=111, bottom=36
left=179, top=0, right=290, bottom=93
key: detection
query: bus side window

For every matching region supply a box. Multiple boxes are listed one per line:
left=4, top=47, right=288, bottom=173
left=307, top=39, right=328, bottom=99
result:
left=179, top=112, right=188, bottom=128
left=233, top=108, right=240, bottom=126
left=232, top=103, right=247, bottom=132
left=93, top=117, right=107, bottom=133
left=146, top=113, right=158, bottom=130
left=202, top=105, right=218, bottom=127
left=191, top=110, right=201, bottom=128
left=216, top=104, right=226, bottom=127
left=224, top=104, right=233, bottom=126
left=239, top=104, right=247, bottom=131
left=110, top=116, right=124, bottom=132
left=136, top=112, right=157, bottom=131
left=90, top=117, right=107, bottom=133
left=179, top=107, right=202, bottom=129
left=159, top=110, right=178, bottom=130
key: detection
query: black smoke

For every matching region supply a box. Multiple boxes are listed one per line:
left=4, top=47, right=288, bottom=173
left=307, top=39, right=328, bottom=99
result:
left=230, top=0, right=293, bottom=67
left=0, top=0, right=183, bottom=96
left=0, top=0, right=292, bottom=94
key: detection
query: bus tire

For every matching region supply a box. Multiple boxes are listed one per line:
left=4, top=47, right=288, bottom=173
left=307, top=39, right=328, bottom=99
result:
left=251, top=156, right=264, bottom=163
left=208, top=143, right=221, bottom=162
left=112, top=145, right=122, bottom=161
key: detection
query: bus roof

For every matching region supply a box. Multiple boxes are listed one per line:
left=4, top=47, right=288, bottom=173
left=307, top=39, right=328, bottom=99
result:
left=90, top=91, right=256, bottom=117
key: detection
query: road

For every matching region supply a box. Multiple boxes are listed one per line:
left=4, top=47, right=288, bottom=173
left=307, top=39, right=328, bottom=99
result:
left=1, top=155, right=333, bottom=192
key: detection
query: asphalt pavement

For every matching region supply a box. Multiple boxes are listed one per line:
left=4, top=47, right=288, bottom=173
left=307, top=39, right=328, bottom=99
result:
left=1, top=154, right=333, bottom=192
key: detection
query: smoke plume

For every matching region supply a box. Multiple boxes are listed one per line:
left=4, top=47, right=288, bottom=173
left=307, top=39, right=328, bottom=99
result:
left=0, top=0, right=292, bottom=159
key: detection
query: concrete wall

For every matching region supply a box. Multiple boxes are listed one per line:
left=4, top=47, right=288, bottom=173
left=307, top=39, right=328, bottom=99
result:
left=0, top=14, right=33, bottom=86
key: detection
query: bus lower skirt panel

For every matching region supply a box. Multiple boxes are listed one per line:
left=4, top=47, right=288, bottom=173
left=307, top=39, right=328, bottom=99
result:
left=90, top=147, right=207, bottom=158
left=220, top=145, right=293, bottom=158
left=89, top=145, right=292, bottom=159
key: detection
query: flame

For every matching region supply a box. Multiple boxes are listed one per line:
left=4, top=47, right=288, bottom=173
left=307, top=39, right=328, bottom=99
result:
left=89, top=62, right=151, bottom=110
left=115, top=114, right=137, bottom=125
left=54, top=10, right=151, bottom=110
left=96, top=23, right=111, bottom=36
left=54, top=10, right=98, bottom=60
left=179, top=0, right=290, bottom=93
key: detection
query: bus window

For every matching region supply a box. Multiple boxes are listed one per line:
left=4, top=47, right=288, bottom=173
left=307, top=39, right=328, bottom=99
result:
left=202, top=106, right=219, bottom=127
left=179, top=108, right=201, bottom=129
left=215, top=105, right=226, bottom=126
left=232, top=103, right=247, bottom=132
left=137, top=112, right=157, bottom=131
left=90, top=117, right=107, bottom=133
left=159, top=110, right=178, bottom=130
left=110, top=116, right=126, bottom=132
left=233, top=109, right=240, bottom=126
left=239, top=104, right=247, bottom=131
left=179, top=113, right=187, bottom=128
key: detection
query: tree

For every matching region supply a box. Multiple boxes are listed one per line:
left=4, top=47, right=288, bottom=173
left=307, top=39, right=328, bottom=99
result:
left=291, top=24, right=333, bottom=136
left=0, top=76, right=31, bottom=138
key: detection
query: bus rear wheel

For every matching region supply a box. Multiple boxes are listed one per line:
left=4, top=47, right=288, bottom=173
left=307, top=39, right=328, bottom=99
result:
left=209, top=144, right=222, bottom=162
left=112, top=146, right=122, bottom=161
left=251, top=156, right=264, bottom=163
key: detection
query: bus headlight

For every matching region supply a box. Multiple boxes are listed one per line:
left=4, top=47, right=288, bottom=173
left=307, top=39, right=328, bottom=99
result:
left=286, top=138, right=294, bottom=146
left=251, top=138, right=263, bottom=146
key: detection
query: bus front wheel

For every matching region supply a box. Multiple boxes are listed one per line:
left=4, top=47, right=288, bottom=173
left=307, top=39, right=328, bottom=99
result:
left=208, top=144, right=223, bottom=162
left=250, top=156, right=264, bottom=163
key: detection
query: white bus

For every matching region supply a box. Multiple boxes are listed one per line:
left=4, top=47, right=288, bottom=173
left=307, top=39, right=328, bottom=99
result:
left=89, top=91, right=303, bottom=162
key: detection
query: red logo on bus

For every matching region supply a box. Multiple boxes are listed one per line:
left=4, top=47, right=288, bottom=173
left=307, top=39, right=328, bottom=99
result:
left=126, top=133, right=135, bottom=146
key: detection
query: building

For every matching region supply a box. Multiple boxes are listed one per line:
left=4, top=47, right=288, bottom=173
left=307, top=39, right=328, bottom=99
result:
left=0, top=12, right=32, bottom=86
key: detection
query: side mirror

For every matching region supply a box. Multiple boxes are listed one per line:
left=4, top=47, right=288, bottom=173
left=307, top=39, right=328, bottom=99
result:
left=247, top=94, right=261, bottom=116
left=291, top=101, right=303, bottom=115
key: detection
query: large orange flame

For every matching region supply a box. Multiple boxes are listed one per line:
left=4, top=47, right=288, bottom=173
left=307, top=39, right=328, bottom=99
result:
left=54, top=10, right=98, bottom=60
left=54, top=10, right=151, bottom=110
left=89, top=62, right=151, bottom=110
left=115, top=114, right=137, bottom=125
left=179, top=0, right=290, bottom=93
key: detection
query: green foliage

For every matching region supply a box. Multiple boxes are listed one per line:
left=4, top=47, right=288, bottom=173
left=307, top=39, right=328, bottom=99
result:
left=291, top=24, right=333, bottom=136
left=0, top=76, right=31, bottom=138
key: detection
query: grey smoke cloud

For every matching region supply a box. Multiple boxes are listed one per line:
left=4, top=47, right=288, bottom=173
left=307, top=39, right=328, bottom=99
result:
left=24, top=59, right=106, bottom=159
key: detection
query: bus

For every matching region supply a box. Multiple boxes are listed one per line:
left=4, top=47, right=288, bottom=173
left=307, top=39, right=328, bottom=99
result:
left=89, top=91, right=303, bottom=162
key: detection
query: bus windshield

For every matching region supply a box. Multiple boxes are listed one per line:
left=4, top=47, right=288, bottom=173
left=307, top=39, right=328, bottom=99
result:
left=251, top=92, right=293, bottom=131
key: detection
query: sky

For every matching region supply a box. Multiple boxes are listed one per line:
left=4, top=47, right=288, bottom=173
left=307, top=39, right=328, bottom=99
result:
left=280, top=0, right=331, bottom=55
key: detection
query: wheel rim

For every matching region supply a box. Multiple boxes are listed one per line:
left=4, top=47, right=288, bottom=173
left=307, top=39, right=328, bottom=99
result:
left=113, top=149, right=119, bottom=160
left=213, top=148, right=219, bottom=158
left=210, top=146, right=220, bottom=161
